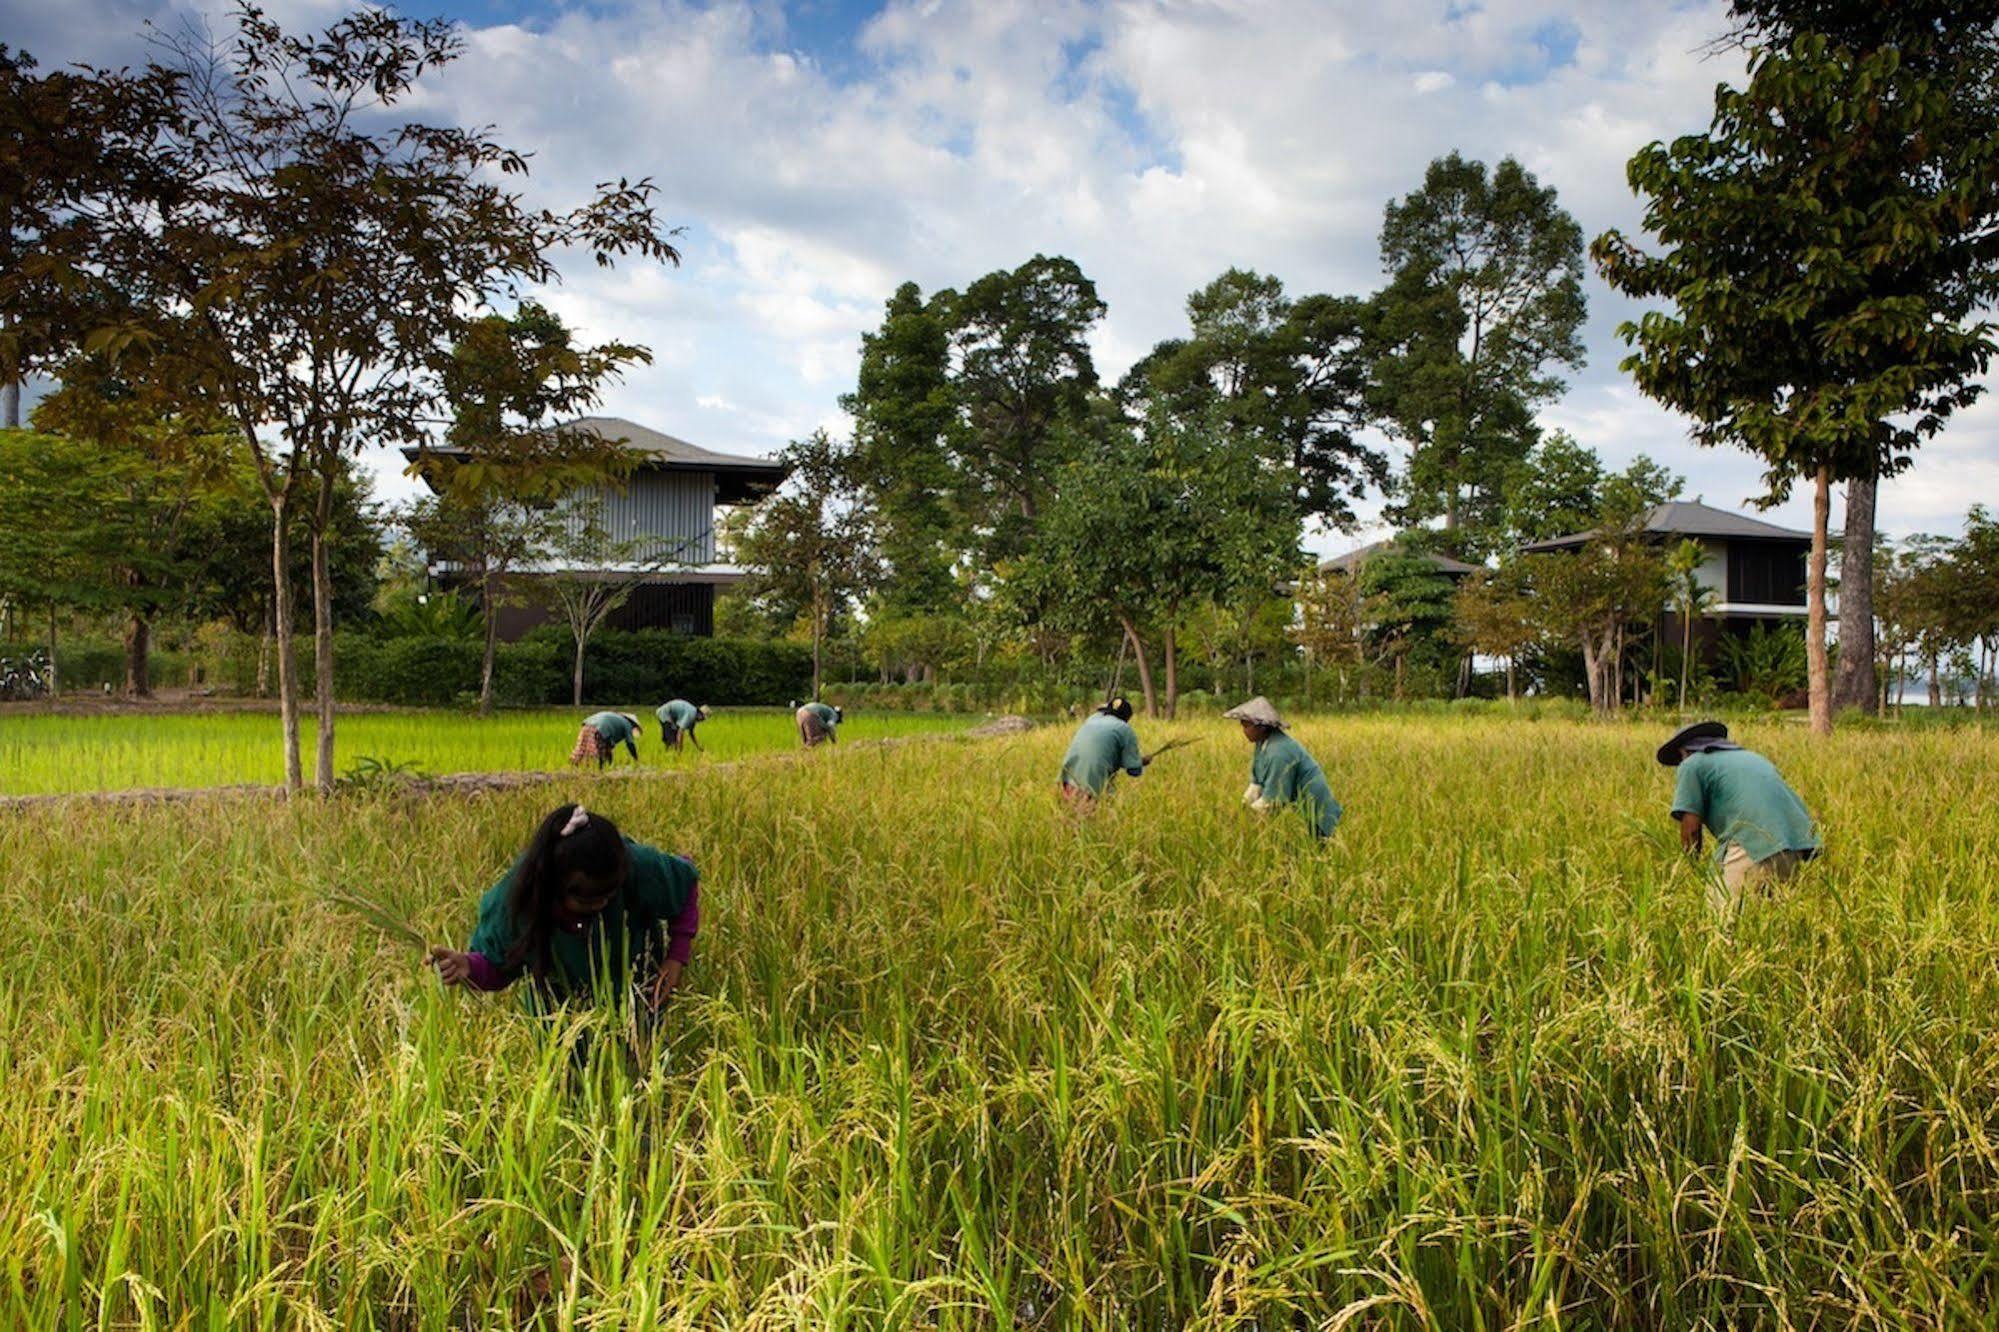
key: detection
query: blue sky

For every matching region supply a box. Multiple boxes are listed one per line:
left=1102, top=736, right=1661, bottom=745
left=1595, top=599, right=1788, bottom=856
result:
left=11, top=0, right=1997, bottom=548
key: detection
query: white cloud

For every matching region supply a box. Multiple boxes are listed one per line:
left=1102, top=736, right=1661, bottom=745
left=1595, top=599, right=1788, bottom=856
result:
left=9, top=0, right=1993, bottom=539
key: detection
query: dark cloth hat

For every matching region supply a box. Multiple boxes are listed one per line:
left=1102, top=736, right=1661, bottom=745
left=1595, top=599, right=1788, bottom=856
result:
left=1099, top=696, right=1134, bottom=722
left=1657, top=719, right=1728, bottom=767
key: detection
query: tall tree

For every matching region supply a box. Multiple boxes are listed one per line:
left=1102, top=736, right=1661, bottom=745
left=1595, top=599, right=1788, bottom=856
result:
left=1595, top=16, right=1999, bottom=735
left=407, top=302, right=647, bottom=714
left=1024, top=401, right=1300, bottom=718
left=733, top=431, right=881, bottom=698
left=1373, top=153, right=1588, bottom=551
left=1717, top=2, right=1999, bottom=715
left=539, top=504, right=669, bottom=708
left=942, top=255, right=1104, bottom=558
left=28, top=370, right=236, bottom=695
left=842, top=282, right=960, bottom=613
left=1121, top=269, right=1385, bottom=531
left=1501, top=431, right=1605, bottom=544
left=23, top=5, right=677, bottom=791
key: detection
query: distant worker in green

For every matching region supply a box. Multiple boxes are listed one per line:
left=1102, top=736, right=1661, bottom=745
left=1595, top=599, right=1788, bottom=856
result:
left=655, top=699, right=710, bottom=753
left=1658, top=720, right=1820, bottom=917
left=793, top=700, right=842, bottom=748
left=570, top=711, right=643, bottom=768
left=1225, top=696, right=1341, bottom=840
left=1058, top=696, right=1146, bottom=807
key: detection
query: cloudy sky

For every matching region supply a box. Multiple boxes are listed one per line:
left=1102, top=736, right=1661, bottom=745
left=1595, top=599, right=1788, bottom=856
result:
left=13, top=0, right=1998, bottom=548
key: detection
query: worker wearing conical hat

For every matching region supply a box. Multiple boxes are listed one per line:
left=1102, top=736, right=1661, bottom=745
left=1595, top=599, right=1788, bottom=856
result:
left=1224, top=696, right=1341, bottom=839
left=1058, top=695, right=1145, bottom=806
left=1658, top=720, right=1819, bottom=918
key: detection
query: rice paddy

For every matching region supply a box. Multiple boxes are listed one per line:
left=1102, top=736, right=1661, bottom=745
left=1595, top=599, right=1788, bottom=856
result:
left=4, top=713, right=1998, bottom=1326
left=0, top=707, right=972, bottom=796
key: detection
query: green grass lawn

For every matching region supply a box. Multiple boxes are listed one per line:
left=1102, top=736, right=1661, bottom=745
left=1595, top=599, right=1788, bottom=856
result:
left=0, top=706, right=974, bottom=795
left=4, top=713, right=1998, bottom=1324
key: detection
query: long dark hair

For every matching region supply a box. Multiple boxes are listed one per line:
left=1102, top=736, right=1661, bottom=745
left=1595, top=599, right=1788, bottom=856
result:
left=505, top=804, right=631, bottom=977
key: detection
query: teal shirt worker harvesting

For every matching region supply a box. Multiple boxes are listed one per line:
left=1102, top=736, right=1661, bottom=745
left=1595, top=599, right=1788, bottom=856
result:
left=794, top=700, right=842, bottom=748
left=1058, top=696, right=1146, bottom=806
left=655, top=699, right=709, bottom=752
left=571, top=711, right=643, bottom=768
left=1225, top=696, right=1341, bottom=839
left=1659, top=720, right=1820, bottom=917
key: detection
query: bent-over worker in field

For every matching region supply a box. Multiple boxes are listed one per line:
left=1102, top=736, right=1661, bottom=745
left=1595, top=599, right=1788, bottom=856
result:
left=793, top=699, right=841, bottom=748
left=1659, top=720, right=1819, bottom=918
left=429, top=804, right=700, bottom=1015
left=1225, top=696, right=1341, bottom=840
left=655, top=699, right=709, bottom=752
left=571, top=711, right=643, bottom=768
left=1058, top=696, right=1146, bottom=807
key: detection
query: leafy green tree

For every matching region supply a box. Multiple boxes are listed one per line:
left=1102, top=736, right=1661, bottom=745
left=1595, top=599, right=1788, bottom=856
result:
left=842, top=282, right=960, bottom=614
left=1355, top=542, right=1459, bottom=700
left=733, top=431, right=882, bottom=698
left=1373, top=153, right=1588, bottom=550
left=25, top=6, right=677, bottom=791
left=1292, top=565, right=1369, bottom=704
left=1717, top=1, right=1999, bottom=715
left=406, top=302, right=646, bottom=714
left=1665, top=538, right=1717, bottom=708
left=1594, top=12, right=1999, bottom=735
left=1450, top=562, right=1538, bottom=701
left=942, top=255, right=1105, bottom=556
left=1501, top=431, right=1604, bottom=543
left=1024, top=401, right=1300, bottom=717
left=1122, top=269, right=1384, bottom=529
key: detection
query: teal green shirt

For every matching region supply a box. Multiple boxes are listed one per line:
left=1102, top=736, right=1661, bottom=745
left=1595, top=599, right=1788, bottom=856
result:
left=583, top=711, right=638, bottom=756
left=467, top=839, right=697, bottom=1002
left=1059, top=713, right=1144, bottom=796
left=657, top=700, right=701, bottom=731
left=1251, top=731, right=1342, bottom=838
left=801, top=702, right=839, bottom=731
left=1671, top=748, right=1819, bottom=865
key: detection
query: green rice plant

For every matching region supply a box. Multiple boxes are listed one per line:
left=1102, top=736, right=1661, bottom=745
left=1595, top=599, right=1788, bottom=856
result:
left=0, top=715, right=1995, bottom=1325
left=0, top=706, right=973, bottom=796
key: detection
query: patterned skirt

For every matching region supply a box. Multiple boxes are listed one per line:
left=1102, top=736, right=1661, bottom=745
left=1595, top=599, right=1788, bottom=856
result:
left=570, top=724, right=613, bottom=766
left=796, top=707, right=831, bottom=747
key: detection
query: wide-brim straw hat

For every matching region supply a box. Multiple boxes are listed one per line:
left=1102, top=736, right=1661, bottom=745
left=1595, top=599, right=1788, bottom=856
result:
left=1223, top=696, right=1287, bottom=730
left=1656, top=719, right=1727, bottom=766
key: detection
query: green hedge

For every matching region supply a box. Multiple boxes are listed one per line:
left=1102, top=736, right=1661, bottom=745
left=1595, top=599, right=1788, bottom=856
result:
left=333, top=631, right=812, bottom=707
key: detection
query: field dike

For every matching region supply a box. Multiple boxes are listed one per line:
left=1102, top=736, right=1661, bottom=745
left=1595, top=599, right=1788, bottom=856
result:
left=0, top=716, right=1037, bottom=812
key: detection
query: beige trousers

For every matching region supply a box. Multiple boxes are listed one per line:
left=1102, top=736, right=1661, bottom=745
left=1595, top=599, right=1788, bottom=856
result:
left=1710, top=844, right=1806, bottom=917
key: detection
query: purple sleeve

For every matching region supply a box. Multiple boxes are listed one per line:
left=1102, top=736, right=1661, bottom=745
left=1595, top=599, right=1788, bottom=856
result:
left=463, top=951, right=509, bottom=991
left=665, top=879, right=700, bottom=965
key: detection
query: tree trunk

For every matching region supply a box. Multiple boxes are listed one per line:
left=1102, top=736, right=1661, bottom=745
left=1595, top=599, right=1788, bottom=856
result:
left=478, top=567, right=498, bottom=717
left=45, top=602, right=58, bottom=697
left=256, top=608, right=273, bottom=699
left=1927, top=652, right=1941, bottom=707
left=1117, top=616, right=1158, bottom=718
left=811, top=597, right=824, bottom=699
left=1505, top=655, right=1516, bottom=702
left=1163, top=622, right=1178, bottom=720
left=269, top=501, right=303, bottom=792
left=123, top=613, right=152, bottom=698
left=310, top=540, right=336, bottom=792
left=1806, top=466, right=1833, bottom=737
left=572, top=631, right=586, bottom=707
left=1832, top=474, right=1878, bottom=715
left=1, top=309, right=18, bottom=429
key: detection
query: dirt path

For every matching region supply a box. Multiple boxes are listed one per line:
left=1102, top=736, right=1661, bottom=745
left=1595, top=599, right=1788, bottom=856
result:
left=0, top=719, right=1039, bottom=814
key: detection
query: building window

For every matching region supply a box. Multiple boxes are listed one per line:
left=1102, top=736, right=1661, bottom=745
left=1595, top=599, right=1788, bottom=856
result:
left=1728, top=542, right=1806, bottom=605
left=670, top=613, right=696, bottom=635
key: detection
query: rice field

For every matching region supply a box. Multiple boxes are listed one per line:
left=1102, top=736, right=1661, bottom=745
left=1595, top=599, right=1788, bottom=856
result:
left=4, top=713, right=1999, bottom=1326
left=0, top=706, right=972, bottom=796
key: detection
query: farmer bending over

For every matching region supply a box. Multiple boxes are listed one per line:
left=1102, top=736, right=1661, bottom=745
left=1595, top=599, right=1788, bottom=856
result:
left=1659, top=721, right=1819, bottom=918
left=571, top=711, right=642, bottom=768
left=429, top=804, right=698, bottom=1013
left=793, top=700, right=842, bottom=748
left=1058, top=696, right=1145, bottom=807
left=656, top=699, right=709, bottom=752
left=1226, top=696, right=1341, bottom=840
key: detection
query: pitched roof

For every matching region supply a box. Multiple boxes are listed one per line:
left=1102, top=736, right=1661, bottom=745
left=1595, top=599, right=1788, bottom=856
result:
left=1320, top=539, right=1480, bottom=576
left=559, top=416, right=784, bottom=472
left=1520, top=499, right=1809, bottom=552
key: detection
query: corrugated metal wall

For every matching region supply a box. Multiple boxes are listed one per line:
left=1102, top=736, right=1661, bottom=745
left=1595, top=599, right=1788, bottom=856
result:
left=565, top=471, right=716, bottom=565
